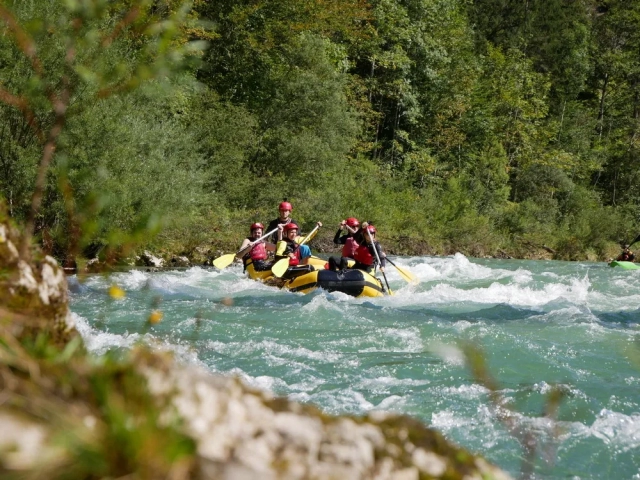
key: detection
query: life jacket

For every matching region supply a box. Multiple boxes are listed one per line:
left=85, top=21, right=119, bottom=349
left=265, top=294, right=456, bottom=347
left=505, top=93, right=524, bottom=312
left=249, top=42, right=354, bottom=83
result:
left=250, top=241, right=268, bottom=261
left=354, top=243, right=375, bottom=266
left=281, top=239, right=301, bottom=266
left=242, top=236, right=268, bottom=262
left=342, top=237, right=359, bottom=258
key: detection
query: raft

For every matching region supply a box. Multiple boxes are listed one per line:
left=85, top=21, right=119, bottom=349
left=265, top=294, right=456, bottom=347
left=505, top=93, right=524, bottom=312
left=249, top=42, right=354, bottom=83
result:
left=244, top=261, right=385, bottom=297
left=609, top=260, right=640, bottom=270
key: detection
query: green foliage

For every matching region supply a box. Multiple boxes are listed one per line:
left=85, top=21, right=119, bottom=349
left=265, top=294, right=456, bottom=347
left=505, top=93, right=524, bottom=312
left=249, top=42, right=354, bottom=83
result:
left=4, top=0, right=640, bottom=261
left=0, top=0, right=206, bottom=262
left=250, top=33, right=360, bottom=192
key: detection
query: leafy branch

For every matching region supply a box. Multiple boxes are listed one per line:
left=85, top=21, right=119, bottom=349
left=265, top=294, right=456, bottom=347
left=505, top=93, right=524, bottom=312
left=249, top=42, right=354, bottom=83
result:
left=0, top=0, right=202, bottom=262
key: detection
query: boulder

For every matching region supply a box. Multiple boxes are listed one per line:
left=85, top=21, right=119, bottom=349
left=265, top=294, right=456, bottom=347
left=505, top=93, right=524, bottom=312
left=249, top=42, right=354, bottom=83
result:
left=140, top=357, right=512, bottom=480
left=170, top=255, right=191, bottom=267
left=0, top=211, right=75, bottom=345
left=138, top=250, right=165, bottom=268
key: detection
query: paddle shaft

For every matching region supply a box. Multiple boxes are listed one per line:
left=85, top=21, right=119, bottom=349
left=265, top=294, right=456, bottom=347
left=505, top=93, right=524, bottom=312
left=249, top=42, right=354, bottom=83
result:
left=295, top=224, right=320, bottom=251
left=237, top=227, right=279, bottom=256
left=365, top=228, right=392, bottom=294
left=629, top=234, right=640, bottom=249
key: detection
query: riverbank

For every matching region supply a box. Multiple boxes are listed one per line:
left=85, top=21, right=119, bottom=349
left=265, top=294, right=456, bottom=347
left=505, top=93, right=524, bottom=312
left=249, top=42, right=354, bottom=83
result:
left=79, top=229, right=621, bottom=274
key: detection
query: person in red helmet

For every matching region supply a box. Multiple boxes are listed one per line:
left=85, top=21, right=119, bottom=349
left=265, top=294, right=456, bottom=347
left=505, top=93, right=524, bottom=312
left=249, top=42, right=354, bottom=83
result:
left=275, top=221, right=322, bottom=266
left=328, top=217, right=360, bottom=271
left=266, top=200, right=297, bottom=242
left=237, top=222, right=276, bottom=271
left=350, top=222, right=386, bottom=274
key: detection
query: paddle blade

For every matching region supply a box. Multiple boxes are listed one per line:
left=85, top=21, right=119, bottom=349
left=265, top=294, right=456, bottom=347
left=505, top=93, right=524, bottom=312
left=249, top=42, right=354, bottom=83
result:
left=212, top=254, right=235, bottom=270
left=271, top=258, right=290, bottom=278
left=394, top=264, right=417, bottom=283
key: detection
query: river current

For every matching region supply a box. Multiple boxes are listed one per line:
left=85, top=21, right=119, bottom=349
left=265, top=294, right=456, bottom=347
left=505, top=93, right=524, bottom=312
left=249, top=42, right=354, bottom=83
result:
left=68, top=254, right=640, bottom=479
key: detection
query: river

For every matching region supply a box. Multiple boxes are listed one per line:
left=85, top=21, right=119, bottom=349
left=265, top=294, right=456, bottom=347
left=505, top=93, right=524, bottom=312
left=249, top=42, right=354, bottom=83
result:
left=68, top=254, right=640, bottom=479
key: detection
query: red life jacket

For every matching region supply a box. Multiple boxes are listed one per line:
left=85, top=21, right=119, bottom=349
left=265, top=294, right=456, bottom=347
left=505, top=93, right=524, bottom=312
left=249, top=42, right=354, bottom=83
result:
left=250, top=242, right=268, bottom=261
left=354, top=244, right=374, bottom=266
left=242, top=237, right=268, bottom=262
left=342, top=237, right=359, bottom=258
left=282, top=239, right=301, bottom=266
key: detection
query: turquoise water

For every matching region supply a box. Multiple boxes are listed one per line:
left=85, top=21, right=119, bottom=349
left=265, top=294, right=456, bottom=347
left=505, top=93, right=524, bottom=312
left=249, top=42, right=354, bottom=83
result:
left=68, top=254, right=640, bottom=479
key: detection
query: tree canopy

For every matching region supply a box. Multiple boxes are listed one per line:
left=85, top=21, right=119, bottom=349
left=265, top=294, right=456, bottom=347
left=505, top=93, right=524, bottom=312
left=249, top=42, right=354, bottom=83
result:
left=2, top=0, right=639, bottom=261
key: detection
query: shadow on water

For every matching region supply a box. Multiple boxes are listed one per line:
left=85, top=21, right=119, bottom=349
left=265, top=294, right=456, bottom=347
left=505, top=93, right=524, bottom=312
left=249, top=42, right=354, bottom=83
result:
left=592, top=309, right=640, bottom=327
left=388, top=303, right=542, bottom=323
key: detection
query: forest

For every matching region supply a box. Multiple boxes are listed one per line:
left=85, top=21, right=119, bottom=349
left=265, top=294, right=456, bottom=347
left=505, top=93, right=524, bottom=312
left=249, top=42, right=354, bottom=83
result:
left=2, top=0, right=640, bottom=264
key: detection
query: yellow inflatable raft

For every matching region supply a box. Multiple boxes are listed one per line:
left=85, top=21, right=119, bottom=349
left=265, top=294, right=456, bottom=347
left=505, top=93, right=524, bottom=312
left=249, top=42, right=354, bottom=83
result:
left=244, top=260, right=385, bottom=298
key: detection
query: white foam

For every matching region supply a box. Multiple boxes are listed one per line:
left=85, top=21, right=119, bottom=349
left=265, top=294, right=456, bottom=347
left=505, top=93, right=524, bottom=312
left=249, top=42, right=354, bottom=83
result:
left=73, top=312, right=142, bottom=354
left=374, top=395, right=405, bottom=411
left=357, top=326, right=425, bottom=353
left=590, top=409, right=640, bottom=452
left=291, top=388, right=374, bottom=415
left=386, top=274, right=592, bottom=309
left=418, top=253, right=531, bottom=283
left=359, top=376, right=431, bottom=389
left=301, top=294, right=346, bottom=314
left=205, top=339, right=343, bottom=364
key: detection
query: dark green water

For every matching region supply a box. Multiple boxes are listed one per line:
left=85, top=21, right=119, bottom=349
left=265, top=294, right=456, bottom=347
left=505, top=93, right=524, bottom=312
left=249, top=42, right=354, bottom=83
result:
left=68, top=254, right=640, bottom=479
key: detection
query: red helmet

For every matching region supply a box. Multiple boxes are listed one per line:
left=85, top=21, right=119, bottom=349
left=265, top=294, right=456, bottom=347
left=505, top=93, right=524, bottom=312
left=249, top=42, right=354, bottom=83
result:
left=250, top=222, right=264, bottom=231
left=279, top=201, right=293, bottom=211
left=283, top=223, right=299, bottom=232
left=346, top=217, right=360, bottom=228
left=364, top=225, right=376, bottom=233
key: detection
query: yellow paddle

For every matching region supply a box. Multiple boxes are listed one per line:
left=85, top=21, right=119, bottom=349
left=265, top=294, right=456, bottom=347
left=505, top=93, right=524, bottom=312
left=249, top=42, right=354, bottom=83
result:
left=212, top=227, right=278, bottom=269
left=385, top=257, right=418, bottom=283
left=272, top=224, right=321, bottom=278
left=364, top=227, right=392, bottom=295
left=270, top=257, right=290, bottom=278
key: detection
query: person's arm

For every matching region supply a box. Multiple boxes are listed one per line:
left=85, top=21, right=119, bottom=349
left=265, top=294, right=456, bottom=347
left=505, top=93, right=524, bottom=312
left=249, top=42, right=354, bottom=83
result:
left=373, top=242, right=386, bottom=269
left=275, top=240, right=287, bottom=259
left=265, top=242, right=276, bottom=252
left=333, top=226, right=344, bottom=244
left=298, top=222, right=323, bottom=244
left=236, top=238, right=252, bottom=259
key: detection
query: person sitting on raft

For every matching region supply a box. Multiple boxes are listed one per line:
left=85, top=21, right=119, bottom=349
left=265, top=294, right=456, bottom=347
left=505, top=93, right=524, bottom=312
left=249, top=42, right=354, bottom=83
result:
left=328, top=217, right=360, bottom=271
left=267, top=200, right=297, bottom=242
left=350, top=223, right=386, bottom=274
left=275, top=222, right=322, bottom=266
left=237, top=223, right=276, bottom=271
left=616, top=244, right=635, bottom=262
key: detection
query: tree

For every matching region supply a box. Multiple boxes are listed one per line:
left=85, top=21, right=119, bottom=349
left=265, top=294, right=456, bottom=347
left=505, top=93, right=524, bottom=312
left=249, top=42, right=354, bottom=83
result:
left=0, top=0, right=204, bottom=262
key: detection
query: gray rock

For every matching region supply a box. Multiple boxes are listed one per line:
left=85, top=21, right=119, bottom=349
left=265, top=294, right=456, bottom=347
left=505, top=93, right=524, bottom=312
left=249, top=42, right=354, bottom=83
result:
left=138, top=250, right=165, bottom=268
left=170, top=255, right=190, bottom=267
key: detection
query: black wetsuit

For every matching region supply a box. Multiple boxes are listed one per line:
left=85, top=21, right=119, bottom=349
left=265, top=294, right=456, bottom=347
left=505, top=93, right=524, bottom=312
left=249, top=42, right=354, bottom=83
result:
left=333, top=228, right=349, bottom=245
left=329, top=228, right=354, bottom=271
left=267, top=217, right=298, bottom=242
